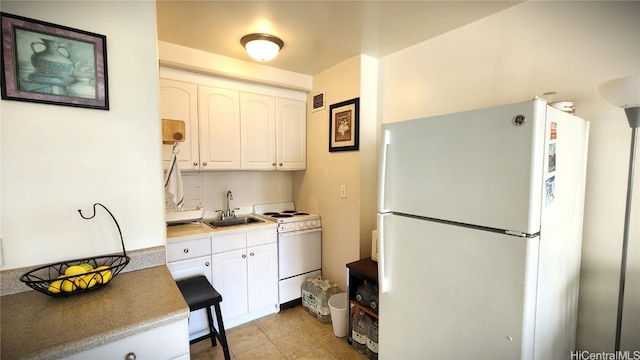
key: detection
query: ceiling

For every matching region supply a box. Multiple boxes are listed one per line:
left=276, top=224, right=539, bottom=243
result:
left=156, top=1, right=522, bottom=76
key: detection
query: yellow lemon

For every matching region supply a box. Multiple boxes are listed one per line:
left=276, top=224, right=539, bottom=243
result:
left=60, top=278, right=77, bottom=292
left=79, top=263, right=94, bottom=272
left=48, top=279, right=63, bottom=294
left=76, top=274, right=99, bottom=289
left=64, top=265, right=88, bottom=277
left=95, top=266, right=112, bottom=284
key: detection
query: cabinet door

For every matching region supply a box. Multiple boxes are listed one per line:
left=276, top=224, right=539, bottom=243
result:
left=212, top=249, right=248, bottom=319
left=276, top=98, right=306, bottom=170
left=160, top=79, right=199, bottom=171
left=198, top=85, right=241, bottom=170
left=241, top=92, right=276, bottom=170
left=247, top=243, right=279, bottom=312
left=167, top=256, right=212, bottom=340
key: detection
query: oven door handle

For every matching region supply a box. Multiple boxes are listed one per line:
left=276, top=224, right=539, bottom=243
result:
left=279, top=228, right=322, bottom=236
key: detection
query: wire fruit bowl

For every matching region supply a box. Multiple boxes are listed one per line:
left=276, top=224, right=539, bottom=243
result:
left=20, top=203, right=130, bottom=297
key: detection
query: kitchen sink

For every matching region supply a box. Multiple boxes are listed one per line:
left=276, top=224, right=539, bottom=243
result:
left=203, top=216, right=264, bottom=228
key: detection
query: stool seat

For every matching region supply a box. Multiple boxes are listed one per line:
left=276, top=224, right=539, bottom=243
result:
left=176, top=276, right=230, bottom=360
left=176, top=276, right=222, bottom=311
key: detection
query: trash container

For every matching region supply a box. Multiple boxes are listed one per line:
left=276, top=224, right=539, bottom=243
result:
left=328, top=292, right=348, bottom=337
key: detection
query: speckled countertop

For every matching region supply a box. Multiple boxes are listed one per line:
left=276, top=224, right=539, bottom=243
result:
left=166, top=219, right=277, bottom=242
left=0, top=265, right=189, bottom=359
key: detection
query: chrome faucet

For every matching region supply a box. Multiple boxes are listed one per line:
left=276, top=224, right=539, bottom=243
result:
left=224, top=190, right=234, bottom=219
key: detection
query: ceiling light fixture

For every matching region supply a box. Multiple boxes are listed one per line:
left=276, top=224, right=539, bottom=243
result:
left=241, top=33, right=284, bottom=62
left=599, top=74, right=639, bottom=353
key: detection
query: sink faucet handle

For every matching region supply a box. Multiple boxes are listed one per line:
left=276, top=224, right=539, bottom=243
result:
left=231, top=208, right=240, bottom=217
left=214, top=210, right=223, bottom=219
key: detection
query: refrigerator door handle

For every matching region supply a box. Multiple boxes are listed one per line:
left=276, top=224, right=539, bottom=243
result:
left=377, top=213, right=389, bottom=293
left=378, top=130, right=391, bottom=212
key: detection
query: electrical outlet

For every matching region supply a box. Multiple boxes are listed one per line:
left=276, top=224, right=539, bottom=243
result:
left=340, top=185, right=347, bottom=199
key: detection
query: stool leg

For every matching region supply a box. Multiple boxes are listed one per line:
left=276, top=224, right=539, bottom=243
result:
left=213, top=302, right=231, bottom=360
left=205, top=306, right=217, bottom=347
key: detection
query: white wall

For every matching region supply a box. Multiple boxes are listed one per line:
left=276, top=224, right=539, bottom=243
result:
left=378, top=1, right=639, bottom=352
left=0, top=1, right=164, bottom=270
left=293, top=55, right=379, bottom=291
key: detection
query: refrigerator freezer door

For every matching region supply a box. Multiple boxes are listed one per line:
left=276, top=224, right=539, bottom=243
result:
left=379, top=99, right=547, bottom=234
left=378, top=213, right=539, bottom=359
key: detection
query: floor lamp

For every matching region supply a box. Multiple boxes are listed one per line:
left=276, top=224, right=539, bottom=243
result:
left=599, top=75, right=640, bottom=352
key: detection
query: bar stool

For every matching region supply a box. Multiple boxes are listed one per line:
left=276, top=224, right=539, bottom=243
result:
left=175, top=275, right=231, bottom=360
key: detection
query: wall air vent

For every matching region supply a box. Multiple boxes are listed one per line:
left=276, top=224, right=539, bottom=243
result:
left=311, top=91, right=326, bottom=112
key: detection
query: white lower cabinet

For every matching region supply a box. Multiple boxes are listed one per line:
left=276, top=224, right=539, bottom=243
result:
left=246, top=242, right=279, bottom=311
left=167, top=255, right=212, bottom=340
left=167, top=226, right=278, bottom=335
left=211, top=248, right=248, bottom=319
left=63, top=320, right=189, bottom=360
left=211, top=228, right=279, bottom=328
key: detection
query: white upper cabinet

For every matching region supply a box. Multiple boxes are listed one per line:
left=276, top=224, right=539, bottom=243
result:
left=198, top=85, right=241, bottom=170
left=276, top=98, right=306, bottom=170
left=159, top=69, right=306, bottom=171
left=241, top=92, right=276, bottom=170
left=242, top=95, right=307, bottom=170
left=159, top=79, right=200, bottom=171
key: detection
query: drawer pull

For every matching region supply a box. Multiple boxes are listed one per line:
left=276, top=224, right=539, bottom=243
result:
left=183, top=248, right=189, bottom=253
left=242, top=254, right=246, bottom=259
left=206, top=262, right=210, bottom=266
left=250, top=252, right=254, bottom=256
left=125, top=352, right=136, bottom=360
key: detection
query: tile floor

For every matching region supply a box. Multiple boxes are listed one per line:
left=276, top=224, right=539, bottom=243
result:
left=190, top=305, right=369, bottom=360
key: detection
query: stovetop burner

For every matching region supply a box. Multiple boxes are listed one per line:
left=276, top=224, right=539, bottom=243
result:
left=263, top=211, right=309, bottom=217
left=253, top=202, right=321, bottom=232
left=271, top=214, right=293, bottom=218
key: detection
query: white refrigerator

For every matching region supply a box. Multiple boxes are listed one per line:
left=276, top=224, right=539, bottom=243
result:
left=377, top=99, right=589, bottom=360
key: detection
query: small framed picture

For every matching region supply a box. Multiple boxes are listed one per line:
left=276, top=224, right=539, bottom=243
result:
left=329, top=97, right=359, bottom=152
left=1, top=12, right=109, bottom=110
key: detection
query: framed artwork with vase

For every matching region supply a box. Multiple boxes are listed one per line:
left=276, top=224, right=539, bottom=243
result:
left=0, top=12, right=109, bottom=110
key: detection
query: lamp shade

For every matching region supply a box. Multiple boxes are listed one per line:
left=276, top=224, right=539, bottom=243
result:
left=241, top=33, right=284, bottom=62
left=599, top=75, right=640, bottom=109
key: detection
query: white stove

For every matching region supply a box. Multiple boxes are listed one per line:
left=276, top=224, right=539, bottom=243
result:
left=253, top=202, right=321, bottom=233
left=253, top=202, right=322, bottom=308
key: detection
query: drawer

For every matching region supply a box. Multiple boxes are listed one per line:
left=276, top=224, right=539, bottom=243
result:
left=63, top=320, right=189, bottom=360
left=212, top=232, right=246, bottom=254
left=247, top=228, right=277, bottom=247
left=167, top=237, right=211, bottom=262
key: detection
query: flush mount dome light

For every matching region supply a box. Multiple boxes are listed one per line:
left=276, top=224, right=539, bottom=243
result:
left=241, top=33, right=284, bottom=62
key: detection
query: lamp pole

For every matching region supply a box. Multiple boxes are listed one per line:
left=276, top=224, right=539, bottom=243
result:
left=615, top=106, right=639, bottom=352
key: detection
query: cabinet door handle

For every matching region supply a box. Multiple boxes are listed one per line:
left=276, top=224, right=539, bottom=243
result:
left=279, top=163, right=283, bottom=167
left=125, top=352, right=136, bottom=360
left=193, top=162, right=198, bottom=166
left=183, top=248, right=189, bottom=253
left=203, top=162, right=208, bottom=166
left=272, top=163, right=276, bottom=166
left=250, top=252, right=254, bottom=256
left=242, top=254, right=246, bottom=259
left=205, top=262, right=210, bottom=266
